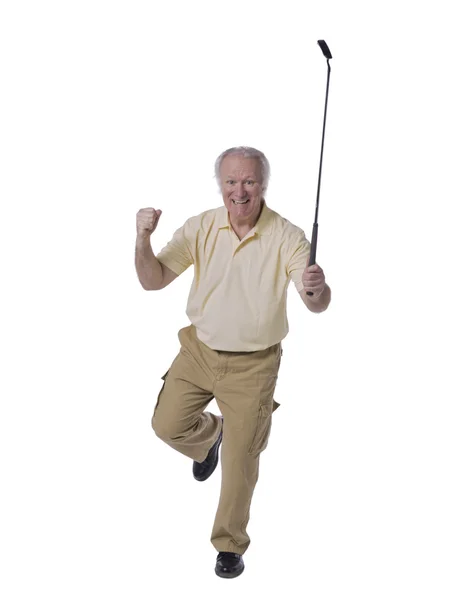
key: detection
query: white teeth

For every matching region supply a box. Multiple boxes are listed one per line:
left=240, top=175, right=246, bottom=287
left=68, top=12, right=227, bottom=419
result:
left=233, top=200, right=249, bottom=204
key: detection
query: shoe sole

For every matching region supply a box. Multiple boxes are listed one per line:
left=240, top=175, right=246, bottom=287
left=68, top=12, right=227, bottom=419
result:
left=215, top=565, right=245, bottom=578
left=193, top=419, right=223, bottom=482
left=193, top=433, right=222, bottom=481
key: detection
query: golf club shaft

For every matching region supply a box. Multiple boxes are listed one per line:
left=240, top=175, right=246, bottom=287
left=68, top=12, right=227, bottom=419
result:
left=307, top=51, right=331, bottom=296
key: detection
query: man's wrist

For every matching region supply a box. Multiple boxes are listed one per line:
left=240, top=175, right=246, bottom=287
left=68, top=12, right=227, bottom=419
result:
left=136, top=232, right=151, bottom=247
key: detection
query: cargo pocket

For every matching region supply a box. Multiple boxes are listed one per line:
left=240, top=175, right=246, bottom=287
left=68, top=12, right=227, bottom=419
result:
left=152, top=369, right=169, bottom=418
left=248, top=402, right=273, bottom=456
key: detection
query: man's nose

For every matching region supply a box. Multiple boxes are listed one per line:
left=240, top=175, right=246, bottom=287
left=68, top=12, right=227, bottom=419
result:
left=234, top=183, right=247, bottom=198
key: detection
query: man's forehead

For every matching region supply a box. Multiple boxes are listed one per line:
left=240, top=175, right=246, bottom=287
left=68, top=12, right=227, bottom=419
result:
left=220, top=155, right=261, bottom=177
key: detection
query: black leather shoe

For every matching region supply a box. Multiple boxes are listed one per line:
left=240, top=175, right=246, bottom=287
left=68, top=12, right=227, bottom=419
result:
left=192, top=417, right=223, bottom=482
left=215, top=552, right=245, bottom=578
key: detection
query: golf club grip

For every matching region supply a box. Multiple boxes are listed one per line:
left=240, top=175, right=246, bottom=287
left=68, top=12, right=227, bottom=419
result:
left=306, top=224, right=318, bottom=296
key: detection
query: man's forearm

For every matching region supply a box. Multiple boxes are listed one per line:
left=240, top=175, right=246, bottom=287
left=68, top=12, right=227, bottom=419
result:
left=135, top=234, right=163, bottom=290
left=304, top=284, right=331, bottom=313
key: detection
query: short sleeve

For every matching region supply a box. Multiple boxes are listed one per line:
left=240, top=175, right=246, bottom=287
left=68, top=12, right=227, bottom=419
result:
left=286, top=229, right=311, bottom=293
left=156, top=219, right=194, bottom=276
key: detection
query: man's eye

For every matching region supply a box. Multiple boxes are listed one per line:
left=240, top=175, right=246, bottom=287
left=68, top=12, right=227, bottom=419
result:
left=245, top=180, right=254, bottom=185
left=227, top=180, right=235, bottom=185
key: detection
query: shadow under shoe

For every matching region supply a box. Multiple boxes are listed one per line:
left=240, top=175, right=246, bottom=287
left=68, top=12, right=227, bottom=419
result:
left=192, top=416, right=223, bottom=482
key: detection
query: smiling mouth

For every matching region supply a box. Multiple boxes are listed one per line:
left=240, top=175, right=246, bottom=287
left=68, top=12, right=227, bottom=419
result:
left=232, top=199, right=249, bottom=205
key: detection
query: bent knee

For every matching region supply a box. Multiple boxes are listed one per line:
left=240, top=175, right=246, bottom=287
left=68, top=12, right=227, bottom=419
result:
left=151, top=412, right=187, bottom=442
left=151, top=412, right=168, bottom=439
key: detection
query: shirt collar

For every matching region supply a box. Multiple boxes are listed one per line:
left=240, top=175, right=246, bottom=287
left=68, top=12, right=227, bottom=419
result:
left=218, top=200, right=274, bottom=236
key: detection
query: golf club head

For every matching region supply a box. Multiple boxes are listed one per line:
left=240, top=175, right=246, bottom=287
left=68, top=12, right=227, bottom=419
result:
left=317, top=40, right=332, bottom=59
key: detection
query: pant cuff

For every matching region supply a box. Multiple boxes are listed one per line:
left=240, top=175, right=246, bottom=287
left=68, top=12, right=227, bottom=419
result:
left=212, top=542, right=249, bottom=556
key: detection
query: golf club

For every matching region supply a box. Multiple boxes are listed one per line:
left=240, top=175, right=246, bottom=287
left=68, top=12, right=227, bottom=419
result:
left=306, top=39, right=333, bottom=296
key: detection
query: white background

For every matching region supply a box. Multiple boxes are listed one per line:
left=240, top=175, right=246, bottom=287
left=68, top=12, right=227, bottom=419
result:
left=1, top=0, right=448, bottom=598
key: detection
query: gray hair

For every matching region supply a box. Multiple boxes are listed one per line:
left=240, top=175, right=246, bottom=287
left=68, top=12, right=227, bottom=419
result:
left=214, top=146, right=271, bottom=193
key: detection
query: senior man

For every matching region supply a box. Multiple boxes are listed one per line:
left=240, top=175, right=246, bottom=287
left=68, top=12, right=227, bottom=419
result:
left=135, top=146, right=331, bottom=579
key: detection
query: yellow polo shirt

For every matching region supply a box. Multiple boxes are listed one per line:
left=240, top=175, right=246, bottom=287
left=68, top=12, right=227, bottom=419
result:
left=156, top=201, right=311, bottom=352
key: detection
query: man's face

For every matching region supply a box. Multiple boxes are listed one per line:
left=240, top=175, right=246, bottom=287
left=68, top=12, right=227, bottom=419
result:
left=220, top=155, right=264, bottom=222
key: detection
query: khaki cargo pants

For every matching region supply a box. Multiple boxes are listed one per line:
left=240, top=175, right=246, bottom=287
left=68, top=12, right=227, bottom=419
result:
left=151, top=324, right=282, bottom=556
